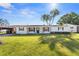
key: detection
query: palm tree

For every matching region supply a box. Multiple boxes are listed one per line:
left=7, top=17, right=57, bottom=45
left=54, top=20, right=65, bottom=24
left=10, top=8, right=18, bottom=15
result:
left=41, top=9, right=59, bottom=25
left=50, top=8, right=59, bottom=24
left=41, top=14, right=51, bottom=25
left=41, top=9, right=60, bottom=33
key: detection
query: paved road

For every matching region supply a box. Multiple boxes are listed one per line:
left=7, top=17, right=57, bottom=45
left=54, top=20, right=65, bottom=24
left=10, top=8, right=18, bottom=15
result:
left=0, top=34, right=13, bottom=36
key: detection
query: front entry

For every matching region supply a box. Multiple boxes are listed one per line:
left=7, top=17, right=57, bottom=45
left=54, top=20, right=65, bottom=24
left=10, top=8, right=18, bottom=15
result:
left=37, top=30, right=39, bottom=34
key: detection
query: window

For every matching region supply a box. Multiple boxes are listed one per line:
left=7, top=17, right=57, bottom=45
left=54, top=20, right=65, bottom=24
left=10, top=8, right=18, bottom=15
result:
left=43, top=27, right=49, bottom=32
left=58, top=27, right=64, bottom=30
left=28, top=27, right=35, bottom=32
left=19, top=27, right=24, bottom=31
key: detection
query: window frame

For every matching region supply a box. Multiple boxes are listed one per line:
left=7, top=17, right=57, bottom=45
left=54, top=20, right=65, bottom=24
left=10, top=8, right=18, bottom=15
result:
left=28, top=27, right=35, bottom=32
left=43, top=27, right=49, bottom=32
left=19, top=27, right=24, bottom=31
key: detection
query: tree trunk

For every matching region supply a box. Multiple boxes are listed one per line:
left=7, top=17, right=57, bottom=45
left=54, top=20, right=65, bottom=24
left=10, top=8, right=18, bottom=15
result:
left=51, top=17, right=54, bottom=25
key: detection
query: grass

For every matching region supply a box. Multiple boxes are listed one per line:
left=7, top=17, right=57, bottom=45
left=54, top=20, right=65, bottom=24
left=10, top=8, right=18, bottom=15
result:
left=0, top=33, right=79, bottom=56
left=0, top=31, right=6, bottom=34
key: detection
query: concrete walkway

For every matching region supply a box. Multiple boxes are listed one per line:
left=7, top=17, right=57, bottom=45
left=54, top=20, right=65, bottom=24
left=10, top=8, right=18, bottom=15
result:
left=0, top=34, right=13, bottom=36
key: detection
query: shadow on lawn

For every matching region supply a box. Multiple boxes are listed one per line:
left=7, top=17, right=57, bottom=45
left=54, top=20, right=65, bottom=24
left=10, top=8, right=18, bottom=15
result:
left=49, top=35, right=79, bottom=55
left=39, top=34, right=79, bottom=55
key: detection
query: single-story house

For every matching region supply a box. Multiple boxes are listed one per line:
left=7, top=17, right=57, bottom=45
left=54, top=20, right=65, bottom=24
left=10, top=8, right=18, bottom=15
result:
left=12, top=24, right=77, bottom=34
left=0, top=24, right=78, bottom=34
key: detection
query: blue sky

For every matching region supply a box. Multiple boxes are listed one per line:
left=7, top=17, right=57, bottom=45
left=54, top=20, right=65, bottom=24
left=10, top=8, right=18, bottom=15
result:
left=0, top=3, right=79, bottom=25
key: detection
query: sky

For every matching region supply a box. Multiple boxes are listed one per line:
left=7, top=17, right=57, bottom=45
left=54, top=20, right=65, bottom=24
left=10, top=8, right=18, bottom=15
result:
left=0, top=3, right=79, bottom=25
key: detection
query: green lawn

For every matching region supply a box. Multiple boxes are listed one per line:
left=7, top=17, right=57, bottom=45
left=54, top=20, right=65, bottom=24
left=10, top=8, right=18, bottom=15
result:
left=0, top=33, right=79, bottom=56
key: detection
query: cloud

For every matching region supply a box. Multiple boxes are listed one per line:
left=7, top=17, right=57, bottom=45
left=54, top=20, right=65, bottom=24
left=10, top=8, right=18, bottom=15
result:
left=0, top=3, right=14, bottom=10
left=20, top=8, right=38, bottom=18
left=20, top=9, right=28, bottom=15
left=2, top=9, right=12, bottom=13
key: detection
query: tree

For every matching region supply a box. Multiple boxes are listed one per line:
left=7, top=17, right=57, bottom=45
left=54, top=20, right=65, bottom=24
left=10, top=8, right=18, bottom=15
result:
left=57, top=12, right=79, bottom=25
left=50, top=8, right=59, bottom=24
left=0, top=19, right=4, bottom=25
left=3, top=19, right=9, bottom=25
left=0, top=18, right=9, bottom=33
left=0, top=18, right=9, bottom=26
left=41, top=9, right=59, bottom=25
left=41, top=14, right=51, bottom=25
left=59, top=22, right=64, bottom=27
left=40, top=9, right=60, bottom=44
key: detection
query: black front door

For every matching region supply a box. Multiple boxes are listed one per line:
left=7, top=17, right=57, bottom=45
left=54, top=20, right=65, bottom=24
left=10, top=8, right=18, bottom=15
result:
left=37, top=30, right=39, bottom=33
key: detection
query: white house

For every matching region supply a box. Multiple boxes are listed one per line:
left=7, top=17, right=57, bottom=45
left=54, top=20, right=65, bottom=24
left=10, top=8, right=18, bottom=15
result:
left=12, top=24, right=77, bottom=34
left=13, top=25, right=50, bottom=34
left=51, top=24, right=77, bottom=32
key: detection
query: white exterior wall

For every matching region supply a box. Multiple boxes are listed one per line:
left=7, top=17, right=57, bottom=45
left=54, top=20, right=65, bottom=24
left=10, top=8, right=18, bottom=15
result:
left=15, top=26, right=50, bottom=34
left=63, top=26, right=70, bottom=32
left=16, top=27, right=27, bottom=34
left=63, top=24, right=77, bottom=32
left=15, top=24, right=77, bottom=34
left=39, top=27, right=43, bottom=33
left=51, top=26, right=58, bottom=32
left=66, top=25, right=77, bottom=32
left=73, top=26, right=77, bottom=32
left=50, top=24, right=77, bottom=32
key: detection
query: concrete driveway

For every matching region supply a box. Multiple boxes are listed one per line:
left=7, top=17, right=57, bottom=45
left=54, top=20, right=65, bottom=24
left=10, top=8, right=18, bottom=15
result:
left=0, top=34, right=13, bottom=36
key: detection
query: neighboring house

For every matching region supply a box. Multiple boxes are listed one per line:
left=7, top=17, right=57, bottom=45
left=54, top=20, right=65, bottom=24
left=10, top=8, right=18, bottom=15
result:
left=12, top=24, right=77, bottom=34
